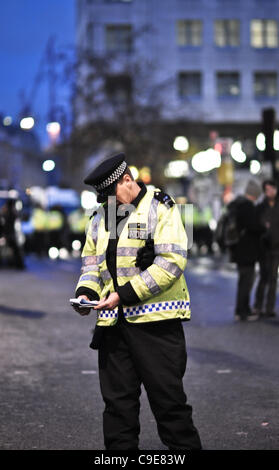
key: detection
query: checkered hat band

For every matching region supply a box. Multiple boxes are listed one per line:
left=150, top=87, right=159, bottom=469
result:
left=95, top=161, right=127, bottom=191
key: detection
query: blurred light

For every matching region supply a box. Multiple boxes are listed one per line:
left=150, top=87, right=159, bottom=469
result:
left=231, top=141, right=247, bottom=163
left=250, top=160, right=261, bottom=175
left=173, top=136, right=189, bottom=152
left=3, top=116, right=12, bottom=126
left=209, top=219, right=217, bottom=231
left=81, top=190, right=98, bottom=210
left=273, top=130, right=279, bottom=151
left=164, top=160, right=189, bottom=178
left=20, top=117, right=35, bottom=130
left=15, top=200, right=23, bottom=211
left=139, top=167, right=151, bottom=184
left=8, top=189, right=18, bottom=198
left=46, top=121, right=61, bottom=141
left=42, top=160, right=55, bottom=172
left=49, top=247, right=59, bottom=259
left=191, top=149, right=221, bottom=173
left=72, top=240, right=82, bottom=251
left=214, top=142, right=223, bottom=154
left=256, top=133, right=266, bottom=151
left=129, top=165, right=139, bottom=180
left=59, top=248, right=69, bottom=260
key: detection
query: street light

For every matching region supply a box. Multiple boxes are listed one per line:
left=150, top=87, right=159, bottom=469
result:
left=230, top=141, right=246, bottom=163
left=173, top=136, right=189, bottom=153
left=273, top=130, right=279, bottom=151
left=20, top=117, right=35, bottom=130
left=250, top=160, right=261, bottom=175
left=191, top=149, right=221, bottom=173
left=42, top=160, right=56, bottom=172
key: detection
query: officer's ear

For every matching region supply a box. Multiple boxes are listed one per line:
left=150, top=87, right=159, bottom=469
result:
left=119, top=171, right=133, bottom=186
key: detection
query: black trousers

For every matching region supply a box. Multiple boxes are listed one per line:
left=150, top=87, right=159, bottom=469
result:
left=235, top=264, right=255, bottom=318
left=254, top=251, right=279, bottom=313
left=98, top=316, right=202, bottom=450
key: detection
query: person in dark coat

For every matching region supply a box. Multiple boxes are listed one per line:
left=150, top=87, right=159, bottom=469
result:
left=230, top=180, right=264, bottom=321
left=253, top=180, right=279, bottom=317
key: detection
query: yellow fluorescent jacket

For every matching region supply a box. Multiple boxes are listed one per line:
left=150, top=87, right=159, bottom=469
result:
left=75, top=188, right=191, bottom=326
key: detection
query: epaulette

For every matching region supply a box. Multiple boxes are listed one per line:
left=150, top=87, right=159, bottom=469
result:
left=89, top=210, right=98, bottom=220
left=154, top=190, right=175, bottom=208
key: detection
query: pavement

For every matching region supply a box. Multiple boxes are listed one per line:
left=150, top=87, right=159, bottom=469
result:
left=0, top=254, right=278, bottom=451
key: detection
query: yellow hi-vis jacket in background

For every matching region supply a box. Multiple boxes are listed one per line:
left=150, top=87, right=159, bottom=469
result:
left=75, top=188, right=190, bottom=326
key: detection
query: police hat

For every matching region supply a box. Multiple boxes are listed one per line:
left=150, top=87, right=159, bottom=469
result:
left=84, top=153, right=127, bottom=202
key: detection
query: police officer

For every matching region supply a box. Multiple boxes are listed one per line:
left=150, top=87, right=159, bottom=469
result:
left=72, top=153, right=202, bottom=450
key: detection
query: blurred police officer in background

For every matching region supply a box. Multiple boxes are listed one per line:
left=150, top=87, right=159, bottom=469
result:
left=254, top=180, right=279, bottom=318
left=72, top=153, right=202, bottom=451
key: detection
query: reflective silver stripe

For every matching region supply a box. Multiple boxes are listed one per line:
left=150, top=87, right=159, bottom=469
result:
left=117, top=247, right=139, bottom=257
left=123, top=300, right=190, bottom=317
left=140, top=270, right=161, bottom=295
left=91, top=212, right=102, bottom=245
left=154, top=255, right=183, bottom=277
left=82, top=254, right=105, bottom=266
left=80, top=274, right=103, bottom=286
left=117, top=267, right=140, bottom=277
left=81, top=265, right=99, bottom=273
left=148, top=197, right=159, bottom=237
left=154, top=244, right=187, bottom=259
left=100, top=269, right=111, bottom=281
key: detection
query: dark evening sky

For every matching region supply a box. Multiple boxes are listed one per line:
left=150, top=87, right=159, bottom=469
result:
left=0, top=1, right=75, bottom=146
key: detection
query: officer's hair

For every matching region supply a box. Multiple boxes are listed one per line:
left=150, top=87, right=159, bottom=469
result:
left=119, top=167, right=134, bottom=182
left=262, top=179, right=277, bottom=191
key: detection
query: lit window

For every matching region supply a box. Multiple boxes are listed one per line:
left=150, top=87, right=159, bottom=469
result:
left=217, top=72, right=240, bottom=97
left=214, top=20, right=240, bottom=47
left=178, top=72, right=201, bottom=97
left=176, top=20, right=202, bottom=46
left=105, top=25, right=133, bottom=52
left=254, top=72, right=277, bottom=97
left=251, top=20, right=278, bottom=48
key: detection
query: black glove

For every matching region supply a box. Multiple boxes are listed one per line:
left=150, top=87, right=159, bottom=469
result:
left=135, top=238, right=155, bottom=271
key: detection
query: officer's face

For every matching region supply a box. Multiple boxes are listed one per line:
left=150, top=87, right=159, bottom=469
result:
left=265, top=184, right=277, bottom=200
left=115, top=174, right=133, bottom=204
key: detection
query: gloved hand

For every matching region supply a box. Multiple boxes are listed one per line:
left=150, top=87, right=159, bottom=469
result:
left=135, top=238, right=155, bottom=271
left=73, top=295, right=91, bottom=316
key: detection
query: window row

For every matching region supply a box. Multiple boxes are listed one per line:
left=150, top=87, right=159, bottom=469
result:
left=90, top=72, right=278, bottom=105
left=177, top=19, right=279, bottom=48
left=178, top=72, right=278, bottom=98
left=86, top=20, right=279, bottom=51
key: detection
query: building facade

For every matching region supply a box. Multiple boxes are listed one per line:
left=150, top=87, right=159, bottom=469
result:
left=75, top=0, right=279, bottom=126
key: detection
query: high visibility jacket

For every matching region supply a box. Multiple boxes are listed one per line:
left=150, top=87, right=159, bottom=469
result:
left=47, top=210, right=64, bottom=231
left=68, top=209, right=89, bottom=233
left=31, top=208, right=48, bottom=231
left=75, top=188, right=191, bottom=326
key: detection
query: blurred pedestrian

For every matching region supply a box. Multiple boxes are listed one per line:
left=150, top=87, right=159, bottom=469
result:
left=0, top=199, right=25, bottom=269
left=253, top=180, right=279, bottom=318
left=229, top=180, right=264, bottom=321
left=31, top=204, right=48, bottom=257
left=72, top=153, right=202, bottom=450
